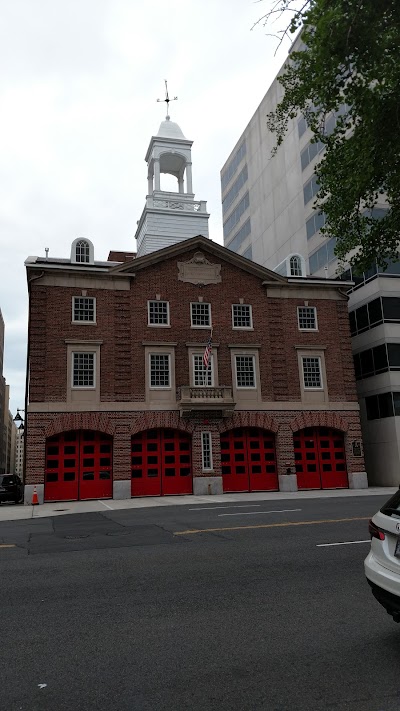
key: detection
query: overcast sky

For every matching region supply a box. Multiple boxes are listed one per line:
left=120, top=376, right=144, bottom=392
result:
left=0, top=0, right=293, bottom=416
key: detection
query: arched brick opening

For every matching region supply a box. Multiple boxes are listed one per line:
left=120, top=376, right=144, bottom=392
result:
left=218, top=411, right=279, bottom=434
left=130, top=411, right=194, bottom=436
left=44, top=413, right=116, bottom=438
left=289, top=411, right=348, bottom=434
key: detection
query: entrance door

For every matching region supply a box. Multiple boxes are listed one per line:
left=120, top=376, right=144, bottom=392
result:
left=220, top=428, right=278, bottom=492
left=45, top=431, right=113, bottom=501
left=294, top=427, right=348, bottom=489
left=131, top=429, right=192, bottom=497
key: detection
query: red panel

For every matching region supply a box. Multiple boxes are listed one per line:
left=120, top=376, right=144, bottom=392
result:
left=45, top=431, right=113, bottom=502
left=131, top=429, right=193, bottom=497
left=79, top=431, right=113, bottom=500
left=131, top=430, right=162, bottom=497
left=294, top=428, right=348, bottom=490
left=45, top=431, right=79, bottom=501
left=221, top=428, right=278, bottom=493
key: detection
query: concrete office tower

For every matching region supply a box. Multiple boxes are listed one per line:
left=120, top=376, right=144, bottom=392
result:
left=135, top=115, right=210, bottom=257
left=220, top=35, right=400, bottom=485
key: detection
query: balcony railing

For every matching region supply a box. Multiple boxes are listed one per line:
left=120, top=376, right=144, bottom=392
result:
left=177, top=386, right=235, bottom=418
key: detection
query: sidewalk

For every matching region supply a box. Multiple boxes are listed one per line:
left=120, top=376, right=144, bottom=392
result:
left=0, top=486, right=397, bottom=522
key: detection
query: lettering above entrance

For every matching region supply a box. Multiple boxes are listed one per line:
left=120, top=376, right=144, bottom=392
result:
left=178, top=252, right=222, bottom=285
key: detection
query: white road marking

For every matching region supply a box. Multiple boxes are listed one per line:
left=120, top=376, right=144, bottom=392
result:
left=218, top=508, right=302, bottom=517
left=189, top=504, right=261, bottom=511
left=317, top=540, right=371, bottom=547
left=38, top=684, right=47, bottom=689
left=99, top=500, right=113, bottom=510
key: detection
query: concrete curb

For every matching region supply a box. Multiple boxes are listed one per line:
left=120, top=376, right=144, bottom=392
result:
left=0, top=486, right=397, bottom=523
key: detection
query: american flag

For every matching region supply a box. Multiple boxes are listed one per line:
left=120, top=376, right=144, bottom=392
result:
left=203, top=331, right=213, bottom=369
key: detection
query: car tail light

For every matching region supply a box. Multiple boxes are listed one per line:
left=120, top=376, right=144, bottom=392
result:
left=369, top=519, right=385, bottom=541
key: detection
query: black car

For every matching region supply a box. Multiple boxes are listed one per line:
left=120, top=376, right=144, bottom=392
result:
left=0, top=474, right=23, bottom=504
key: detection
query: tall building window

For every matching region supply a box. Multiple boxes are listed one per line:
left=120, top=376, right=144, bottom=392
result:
left=303, top=175, right=319, bottom=206
left=222, top=165, right=248, bottom=215
left=148, top=300, right=169, bottom=326
left=306, top=211, right=326, bottom=240
left=72, top=352, right=95, bottom=387
left=191, top=303, right=211, bottom=328
left=223, top=192, right=249, bottom=239
left=72, top=297, right=96, bottom=323
left=235, top=355, right=256, bottom=388
left=226, top=218, right=251, bottom=253
left=149, top=354, right=170, bottom=388
left=221, top=141, right=246, bottom=191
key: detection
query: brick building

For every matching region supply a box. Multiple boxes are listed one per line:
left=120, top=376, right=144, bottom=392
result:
left=24, top=233, right=367, bottom=503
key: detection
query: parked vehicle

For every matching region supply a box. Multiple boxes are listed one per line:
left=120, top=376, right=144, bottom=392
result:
left=365, top=488, right=400, bottom=622
left=0, top=474, right=23, bottom=504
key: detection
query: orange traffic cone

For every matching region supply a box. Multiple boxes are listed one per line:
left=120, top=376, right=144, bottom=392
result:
left=31, top=486, right=39, bottom=506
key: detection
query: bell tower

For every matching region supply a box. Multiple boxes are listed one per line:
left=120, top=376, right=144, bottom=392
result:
left=135, top=111, right=210, bottom=257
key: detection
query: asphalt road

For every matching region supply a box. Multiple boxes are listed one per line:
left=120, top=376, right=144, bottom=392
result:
left=1, top=495, right=399, bottom=711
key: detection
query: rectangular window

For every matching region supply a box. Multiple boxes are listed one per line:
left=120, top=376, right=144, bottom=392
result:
left=72, top=297, right=95, bottom=323
left=298, top=306, right=317, bottom=330
left=72, top=352, right=95, bottom=388
left=191, top=303, right=211, bottom=328
left=201, top=432, right=213, bottom=471
left=150, top=354, right=170, bottom=388
left=148, top=300, right=169, bottom=326
left=302, top=357, right=322, bottom=389
left=193, top=354, right=213, bottom=386
left=235, top=355, right=256, bottom=388
left=303, top=175, right=319, bottom=206
left=232, top=304, right=253, bottom=329
left=221, top=141, right=246, bottom=191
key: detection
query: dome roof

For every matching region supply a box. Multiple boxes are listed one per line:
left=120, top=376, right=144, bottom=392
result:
left=156, top=116, right=186, bottom=139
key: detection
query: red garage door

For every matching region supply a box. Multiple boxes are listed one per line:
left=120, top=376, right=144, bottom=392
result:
left=45, top=430, right=113, bottom=501
left=220, top=428, right=278, bottom=493
left=294, top=427, right=348, bottom=490
left=131, top=429, right=192, bottom=497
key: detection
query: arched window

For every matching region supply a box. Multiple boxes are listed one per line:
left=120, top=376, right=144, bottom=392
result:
left=290, top=255, right=303, bottom=277
left=76, top=240, right=90, bottom=263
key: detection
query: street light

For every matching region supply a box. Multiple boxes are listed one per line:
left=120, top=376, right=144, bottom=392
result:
left=14, top=408, right=25, bottom=430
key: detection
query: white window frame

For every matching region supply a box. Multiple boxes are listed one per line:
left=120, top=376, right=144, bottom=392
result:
left=301, top=356, right=323, bottom=390
left=71, top=351, right=96, bottom=389
left=72, top=296, right=96, bottom=324
left=147, top=300, right=170, bottom=327
left=190, top=302, right=211, bottom=329
left=192, top=353, right=214, bottom=387
left=201, top=432, right=213, bottom=471
left=149, top=353, right=171, bottom=389
left=232, top=304, right=253, bottom=330
left=297, top=306, right=318, bottom=331
left=235, top=354, right=256, bottom=389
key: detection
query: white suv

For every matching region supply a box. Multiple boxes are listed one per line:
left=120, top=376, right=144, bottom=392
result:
left=365, top=488, right=400, bottom=623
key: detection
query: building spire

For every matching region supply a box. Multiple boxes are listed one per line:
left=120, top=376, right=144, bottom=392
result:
left=157, top=80, right=178, bottom=120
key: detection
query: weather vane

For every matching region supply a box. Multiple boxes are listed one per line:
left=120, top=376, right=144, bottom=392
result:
left=157, top=80, right=178, bottom=119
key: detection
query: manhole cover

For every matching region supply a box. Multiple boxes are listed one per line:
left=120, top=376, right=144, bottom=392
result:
left=64, top=535, right=89, bottom=540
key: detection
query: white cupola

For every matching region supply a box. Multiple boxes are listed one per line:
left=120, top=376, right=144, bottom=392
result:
left=135, top=114, right=210, bottom=257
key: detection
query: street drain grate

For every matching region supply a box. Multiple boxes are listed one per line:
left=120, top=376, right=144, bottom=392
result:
left=54, top=508, right=69, bottom=512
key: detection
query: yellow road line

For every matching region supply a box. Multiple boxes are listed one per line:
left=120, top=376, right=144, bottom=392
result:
left=0, top=544, right=16, bottom=548
left=174, top=516, right=370, bottom=536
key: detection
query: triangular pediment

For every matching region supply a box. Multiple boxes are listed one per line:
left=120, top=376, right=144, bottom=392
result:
left=108, top=235, right=287, bottom=283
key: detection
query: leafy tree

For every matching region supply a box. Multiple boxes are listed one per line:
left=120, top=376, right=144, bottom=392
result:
left=259, top=0, right=400, bottom=272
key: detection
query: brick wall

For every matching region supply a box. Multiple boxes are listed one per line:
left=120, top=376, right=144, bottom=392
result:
left=28, top=248, right=358, bottom=404
left=25, top=409, right=365, bottom=486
